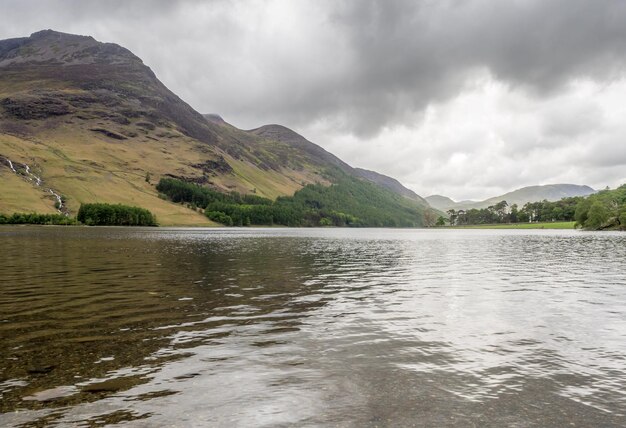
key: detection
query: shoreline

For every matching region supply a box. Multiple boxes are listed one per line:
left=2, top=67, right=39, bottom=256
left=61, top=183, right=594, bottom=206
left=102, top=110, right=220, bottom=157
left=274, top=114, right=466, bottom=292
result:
left=443, top=221, right=577, bottom=230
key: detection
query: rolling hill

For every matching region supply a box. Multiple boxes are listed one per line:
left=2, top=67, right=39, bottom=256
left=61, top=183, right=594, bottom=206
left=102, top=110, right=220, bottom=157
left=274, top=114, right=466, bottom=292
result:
left=0, top=30, right=430, bottom=226
left=426, top=184, right=596, bottom=211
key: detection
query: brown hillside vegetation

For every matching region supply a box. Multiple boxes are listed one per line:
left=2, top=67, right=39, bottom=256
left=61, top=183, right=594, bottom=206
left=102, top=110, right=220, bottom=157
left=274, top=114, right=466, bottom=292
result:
left=0, top=30, right=428, bottom=225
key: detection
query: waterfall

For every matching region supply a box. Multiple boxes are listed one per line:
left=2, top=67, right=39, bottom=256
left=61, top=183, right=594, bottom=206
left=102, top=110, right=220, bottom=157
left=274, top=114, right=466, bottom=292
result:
left=49, top=189, right=63, bottom=210
left=24, top=164, right=42, bottom=186
left=6, top=158, right=17, bottom=173
left=2, top=155, right=65, bottom=214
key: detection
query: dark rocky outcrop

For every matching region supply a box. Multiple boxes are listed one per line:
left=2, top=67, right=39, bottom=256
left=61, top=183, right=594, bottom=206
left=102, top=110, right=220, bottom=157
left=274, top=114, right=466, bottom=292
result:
left=90, top=128, right=127, bottom=140
left=1, top=95, right=72, bottom=119
left=191, top=155, right=233, bottom=175
left=163, top=173, right=209, bottom=185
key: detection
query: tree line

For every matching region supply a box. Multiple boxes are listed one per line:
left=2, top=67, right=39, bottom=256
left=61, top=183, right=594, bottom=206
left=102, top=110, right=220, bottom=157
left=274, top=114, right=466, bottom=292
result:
left=444, top=185, right=626, bottom=230
left=77, top=203, right=157, bottom=226
left=156, top=177, right=272, bottom=208
left=446, top=198, right=581, bottom=226
left=0, top=212, right=77, bottom=225
left=1, top=203, right=157, bottom=226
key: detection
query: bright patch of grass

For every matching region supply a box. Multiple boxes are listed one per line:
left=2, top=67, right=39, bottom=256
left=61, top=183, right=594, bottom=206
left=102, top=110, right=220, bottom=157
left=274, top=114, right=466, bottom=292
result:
left=452, top=221, right=576, bottom=229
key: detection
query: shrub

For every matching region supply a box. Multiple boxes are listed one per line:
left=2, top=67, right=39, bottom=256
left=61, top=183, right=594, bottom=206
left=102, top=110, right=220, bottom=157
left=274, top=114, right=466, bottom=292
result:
left=77, top=203, right=157, bottom=226
left=0, top=213, right=76, bottom=225
left=206, top=211, right=233, bottom=226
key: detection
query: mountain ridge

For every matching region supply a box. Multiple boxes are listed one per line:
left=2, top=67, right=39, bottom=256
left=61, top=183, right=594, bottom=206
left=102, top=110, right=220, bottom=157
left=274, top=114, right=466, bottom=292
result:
left=0, top=30, right=430, bottom=225
left=426, top=184, right=596, bottom=211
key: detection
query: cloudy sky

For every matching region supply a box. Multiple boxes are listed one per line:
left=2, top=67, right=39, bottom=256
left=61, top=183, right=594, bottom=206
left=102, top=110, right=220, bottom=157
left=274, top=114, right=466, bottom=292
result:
left=2, top=0, right=626, bottom=200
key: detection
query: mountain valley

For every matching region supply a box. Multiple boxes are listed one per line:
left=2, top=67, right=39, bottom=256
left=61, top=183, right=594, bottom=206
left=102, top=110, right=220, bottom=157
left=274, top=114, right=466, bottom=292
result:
left=0, top=30, right=431, bottom=226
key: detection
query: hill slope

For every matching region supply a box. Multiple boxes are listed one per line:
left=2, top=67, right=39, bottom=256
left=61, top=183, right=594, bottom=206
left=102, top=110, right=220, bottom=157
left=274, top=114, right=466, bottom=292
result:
left=0, top=30, right=430, bottom=226
left=427, top=184, right=596, bottom=211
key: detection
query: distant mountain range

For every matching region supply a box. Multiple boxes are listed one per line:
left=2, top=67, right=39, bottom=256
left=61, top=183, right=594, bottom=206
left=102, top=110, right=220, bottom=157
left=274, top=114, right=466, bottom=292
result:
left=426, top=184, right=597, bottom=211
left=0, top=30, right=430, bottom=226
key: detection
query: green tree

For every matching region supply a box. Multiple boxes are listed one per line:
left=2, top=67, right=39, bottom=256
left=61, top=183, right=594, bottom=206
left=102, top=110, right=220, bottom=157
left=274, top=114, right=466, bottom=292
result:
left=206, top=211, right=233, bottom=225
left=586, top=202, right=609, bottom=229
left=77, top=203, right=157, bottom=226
left=319, top=217, right=333, bottom=226
left=574, top=198, right=592, bottom=226
left=493, top=200, right=508, bottom=222
left=619, top=209, right=626, bottom=228
left=447, top=209, right=457, bottom=226
left=509, top=204, right=519, bottom=223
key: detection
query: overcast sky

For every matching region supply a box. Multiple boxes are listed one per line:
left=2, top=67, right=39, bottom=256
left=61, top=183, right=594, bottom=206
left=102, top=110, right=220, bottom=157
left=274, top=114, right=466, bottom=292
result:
left=2, top=0, right=626, bottom=200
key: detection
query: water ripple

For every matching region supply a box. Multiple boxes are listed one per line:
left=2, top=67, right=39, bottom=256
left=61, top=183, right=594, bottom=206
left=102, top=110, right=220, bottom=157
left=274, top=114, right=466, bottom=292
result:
left=0, top=227, right=625, bottom=426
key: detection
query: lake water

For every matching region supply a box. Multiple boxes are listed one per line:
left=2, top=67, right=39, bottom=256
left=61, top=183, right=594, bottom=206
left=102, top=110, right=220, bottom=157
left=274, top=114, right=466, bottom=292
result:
left=0, top=226, right=625, bottom=427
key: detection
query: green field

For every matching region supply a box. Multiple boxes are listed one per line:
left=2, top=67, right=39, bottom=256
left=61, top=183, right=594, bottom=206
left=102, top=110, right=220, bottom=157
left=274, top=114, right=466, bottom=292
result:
left=451, top=221, right=576, bottom=230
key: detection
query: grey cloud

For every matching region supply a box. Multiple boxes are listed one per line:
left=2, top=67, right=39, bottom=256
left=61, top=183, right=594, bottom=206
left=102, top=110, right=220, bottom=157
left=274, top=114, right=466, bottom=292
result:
left=542, top=104, right=604, bottom=139
left=3, top=0, right=625, bottom=137
left=327, top=0, right=626, bottom=136
left=1, top=0, right=626, bottom=199
left=579, top=134, right=626, bottom=168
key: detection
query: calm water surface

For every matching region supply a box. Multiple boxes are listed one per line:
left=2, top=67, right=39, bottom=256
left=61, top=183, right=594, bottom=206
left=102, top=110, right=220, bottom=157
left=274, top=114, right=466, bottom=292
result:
left=0, top=226, right=625, bottom=427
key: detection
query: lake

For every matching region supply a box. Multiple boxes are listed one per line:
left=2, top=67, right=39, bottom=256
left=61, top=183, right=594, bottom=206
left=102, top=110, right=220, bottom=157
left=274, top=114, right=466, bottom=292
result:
left=1, top=227, right=625, bottom=427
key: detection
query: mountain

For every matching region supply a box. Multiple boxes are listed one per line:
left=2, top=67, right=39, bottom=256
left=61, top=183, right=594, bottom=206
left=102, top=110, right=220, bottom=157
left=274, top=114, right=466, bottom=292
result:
left=478, top=184, right=596, bottom=209
left=424, top=195, right=457, bottom=211
left=248, top=124, right=427, bottom=204
left=352, top=169, right=428, bottom=204
left=248, top=124, right=353, bottom=172
left=0, top=30, right=430, bottom=226
left=427, top=184, right=596, bottom=211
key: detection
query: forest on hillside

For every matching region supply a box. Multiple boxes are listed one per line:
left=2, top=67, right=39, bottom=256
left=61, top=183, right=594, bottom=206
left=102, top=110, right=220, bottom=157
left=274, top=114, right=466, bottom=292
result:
left=156, top=172, right=427, bottom=227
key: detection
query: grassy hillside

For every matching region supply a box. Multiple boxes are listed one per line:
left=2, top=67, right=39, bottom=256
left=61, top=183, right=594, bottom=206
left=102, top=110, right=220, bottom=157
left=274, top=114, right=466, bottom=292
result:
left=0, top=131, right=216, bottom=226
left=0, top=30, right=429, bottom=226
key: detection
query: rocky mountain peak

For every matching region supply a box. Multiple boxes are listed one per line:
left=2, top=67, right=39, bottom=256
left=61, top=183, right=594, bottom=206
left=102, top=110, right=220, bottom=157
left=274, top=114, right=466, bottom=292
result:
left=30, top=29, right=94, bottom=42
left=0, top=29, right=140, bottom=68
left=250, top=124, right=307, bottom=143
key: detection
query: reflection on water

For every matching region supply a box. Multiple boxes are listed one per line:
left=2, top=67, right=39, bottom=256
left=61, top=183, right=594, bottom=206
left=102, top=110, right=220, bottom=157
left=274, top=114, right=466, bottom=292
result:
left=1, top=227, right=625, bottom=427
